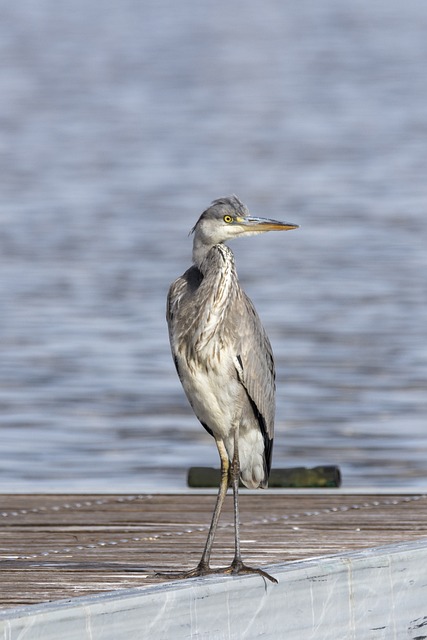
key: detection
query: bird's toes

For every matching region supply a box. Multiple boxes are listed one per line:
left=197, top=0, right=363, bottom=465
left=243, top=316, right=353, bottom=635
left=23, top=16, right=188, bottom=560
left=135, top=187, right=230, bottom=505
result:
left=156, top=562, right=278, bottom=584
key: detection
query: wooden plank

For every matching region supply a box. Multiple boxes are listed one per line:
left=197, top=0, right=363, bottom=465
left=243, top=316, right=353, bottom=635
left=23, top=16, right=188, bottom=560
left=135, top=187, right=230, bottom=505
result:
left=0, top=492, right=427, bottom=609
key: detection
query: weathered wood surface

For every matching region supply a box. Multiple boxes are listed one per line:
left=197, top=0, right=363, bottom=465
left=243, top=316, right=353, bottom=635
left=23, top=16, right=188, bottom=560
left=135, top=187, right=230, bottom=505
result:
left=1, top=492, right=427, bottom=610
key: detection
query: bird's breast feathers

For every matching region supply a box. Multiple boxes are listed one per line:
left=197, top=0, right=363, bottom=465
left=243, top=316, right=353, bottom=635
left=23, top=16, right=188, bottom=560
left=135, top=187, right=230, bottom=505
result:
left=168, top=246, right=241, bottom=365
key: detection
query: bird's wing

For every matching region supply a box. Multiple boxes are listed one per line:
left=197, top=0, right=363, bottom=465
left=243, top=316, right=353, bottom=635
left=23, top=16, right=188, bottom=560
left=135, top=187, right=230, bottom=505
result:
left=234, top=293, right=276, bottom=461
left=166, top=275, right=184, bottom=373
left=166, top=274, right=184, bottom=338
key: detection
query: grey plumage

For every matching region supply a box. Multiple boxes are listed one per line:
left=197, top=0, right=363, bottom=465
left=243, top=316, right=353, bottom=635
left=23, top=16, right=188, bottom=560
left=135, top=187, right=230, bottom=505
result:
left=165, top=195, right=298, bottom=582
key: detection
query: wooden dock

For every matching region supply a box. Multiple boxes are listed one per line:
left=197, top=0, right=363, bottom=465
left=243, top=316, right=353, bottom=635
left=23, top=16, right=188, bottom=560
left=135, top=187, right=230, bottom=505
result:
left=1, top=491, right=427, bottom=638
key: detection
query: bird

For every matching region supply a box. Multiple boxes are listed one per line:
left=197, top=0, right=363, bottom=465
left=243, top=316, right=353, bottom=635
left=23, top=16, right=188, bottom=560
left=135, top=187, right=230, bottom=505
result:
left=166, top=195, right=298, bottom=583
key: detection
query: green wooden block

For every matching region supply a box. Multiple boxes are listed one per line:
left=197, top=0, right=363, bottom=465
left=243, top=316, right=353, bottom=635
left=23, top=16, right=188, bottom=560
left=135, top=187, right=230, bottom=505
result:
left=187, top=465, right=341, bottom=488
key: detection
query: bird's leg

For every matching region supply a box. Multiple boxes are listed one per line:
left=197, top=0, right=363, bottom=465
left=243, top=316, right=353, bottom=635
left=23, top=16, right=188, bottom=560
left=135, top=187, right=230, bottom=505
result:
left=230, top=428, right=242, bottom=566
left=228, top=429, right=278, bottom=584
left=157, top=439, right=229, bottom=579
left=196, top=439, right=230, bottom=572
left=157, top=435, right=277, bottom=583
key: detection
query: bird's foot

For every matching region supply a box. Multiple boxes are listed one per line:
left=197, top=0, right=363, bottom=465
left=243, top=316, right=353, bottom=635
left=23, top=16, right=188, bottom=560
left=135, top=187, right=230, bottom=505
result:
left=157, top=559, right=277, bottom=584
left=225, top=557, right=278, bottom=584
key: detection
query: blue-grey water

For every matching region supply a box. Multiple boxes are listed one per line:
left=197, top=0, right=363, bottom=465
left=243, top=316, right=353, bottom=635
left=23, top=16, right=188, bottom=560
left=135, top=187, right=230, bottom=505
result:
left=1, top=0, right=427, bottom=491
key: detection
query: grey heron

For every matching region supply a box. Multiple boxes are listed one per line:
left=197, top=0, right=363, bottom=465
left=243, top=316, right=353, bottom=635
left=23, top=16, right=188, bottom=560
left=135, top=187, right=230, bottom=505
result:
left=166, top=195, right=298, bottom=583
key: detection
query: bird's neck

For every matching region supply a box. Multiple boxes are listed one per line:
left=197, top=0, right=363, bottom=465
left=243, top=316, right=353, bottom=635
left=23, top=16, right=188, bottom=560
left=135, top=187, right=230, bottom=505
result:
left=193, top=239, right=237, bottom=280
left=192, top=237, right=216, bottom=272
left=188, top=243, right=238, bottom=352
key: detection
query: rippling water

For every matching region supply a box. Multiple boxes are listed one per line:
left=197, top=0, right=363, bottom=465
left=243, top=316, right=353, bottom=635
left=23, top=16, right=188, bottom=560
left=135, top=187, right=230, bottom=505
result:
left=1, top=0, right=427, bottom=491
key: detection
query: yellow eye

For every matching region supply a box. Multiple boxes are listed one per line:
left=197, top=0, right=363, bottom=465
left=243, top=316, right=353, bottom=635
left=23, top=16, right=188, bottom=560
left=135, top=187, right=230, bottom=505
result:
left=223, top=215, right=233, bottom=223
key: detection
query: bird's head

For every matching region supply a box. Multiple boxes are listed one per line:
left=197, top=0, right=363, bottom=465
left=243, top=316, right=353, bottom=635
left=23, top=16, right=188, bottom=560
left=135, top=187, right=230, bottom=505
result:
left=191, top=195, right=298, bottom=266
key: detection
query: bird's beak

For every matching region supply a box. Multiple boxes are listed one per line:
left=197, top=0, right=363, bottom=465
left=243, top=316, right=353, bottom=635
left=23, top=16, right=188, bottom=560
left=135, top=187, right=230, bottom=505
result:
left=238, top=216, right=299, bottom=232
